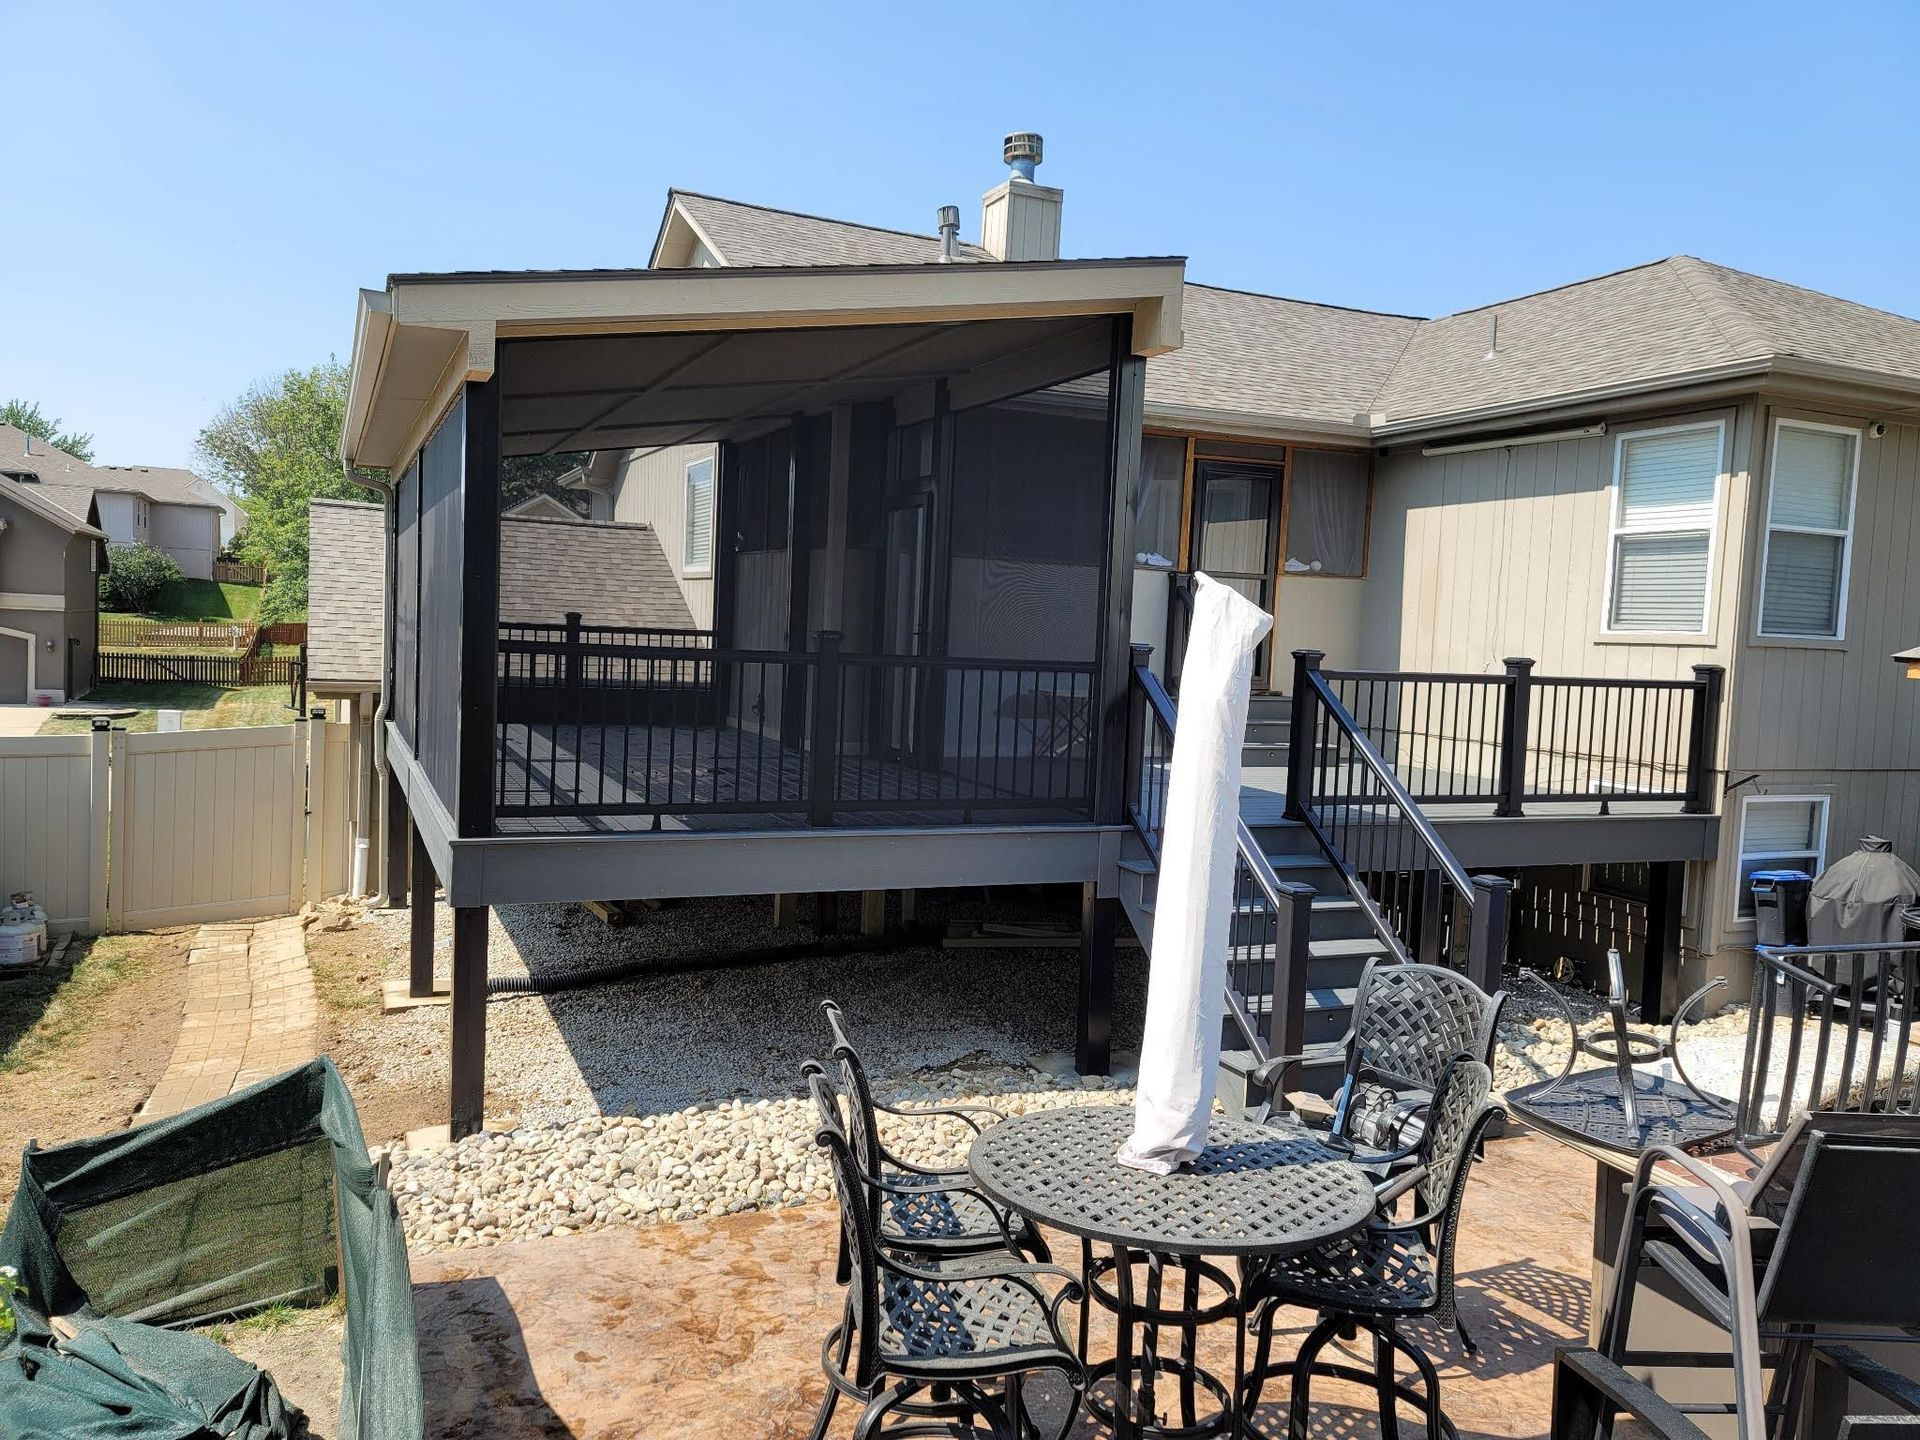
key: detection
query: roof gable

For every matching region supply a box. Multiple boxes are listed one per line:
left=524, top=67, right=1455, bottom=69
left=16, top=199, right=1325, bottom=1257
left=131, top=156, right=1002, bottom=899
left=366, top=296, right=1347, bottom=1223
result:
left=655, top=190, right=994, bottom=269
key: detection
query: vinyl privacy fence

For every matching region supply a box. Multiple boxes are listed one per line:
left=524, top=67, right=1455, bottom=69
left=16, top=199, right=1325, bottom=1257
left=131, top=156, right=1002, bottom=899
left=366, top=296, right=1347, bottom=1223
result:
left=0, top=717, right=355, bottom=933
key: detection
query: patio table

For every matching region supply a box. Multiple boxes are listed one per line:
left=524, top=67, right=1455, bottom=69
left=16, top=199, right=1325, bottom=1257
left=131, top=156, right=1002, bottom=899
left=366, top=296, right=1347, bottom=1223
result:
left=969, top=1104, right=1376, bottom=1440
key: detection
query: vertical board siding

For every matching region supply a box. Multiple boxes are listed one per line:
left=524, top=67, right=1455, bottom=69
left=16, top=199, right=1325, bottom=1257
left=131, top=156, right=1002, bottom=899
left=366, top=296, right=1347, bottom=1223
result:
left=393, top=456, right=421, bottom=744
left=0, top=735, right=93, bottom=928
left=114, top=726, right=300, bottom=929
left=417, top=397, right=467, bottom=818
left=612, top=443, right=718, bottom=627
left=320, top=724, right=352, bottom=898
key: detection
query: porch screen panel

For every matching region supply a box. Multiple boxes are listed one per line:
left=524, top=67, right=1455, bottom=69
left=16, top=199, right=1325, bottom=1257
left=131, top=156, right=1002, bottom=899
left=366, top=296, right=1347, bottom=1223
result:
left=1134, top=435, right=1185, bottom=567
left=416, top=395, right=467, bottom=818
left=727, top=429, right=794, bottom=737
left=392, top=454, right=421, bottom=746
left=1284, top=449, right=1368, bottom=576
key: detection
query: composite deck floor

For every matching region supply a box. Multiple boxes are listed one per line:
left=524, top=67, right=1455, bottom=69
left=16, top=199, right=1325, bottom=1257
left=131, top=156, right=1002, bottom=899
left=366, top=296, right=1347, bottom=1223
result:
left=494, top=721, right=1088, bottom=833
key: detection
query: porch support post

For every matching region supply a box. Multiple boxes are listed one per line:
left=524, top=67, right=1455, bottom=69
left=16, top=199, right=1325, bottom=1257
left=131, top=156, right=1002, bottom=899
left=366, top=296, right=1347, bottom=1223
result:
left=410, top=825, right=436, bottom=999
left=1641, top=861, right=1684, bottom=1023
left=860, top=891, right=886, bottom=937
left=1077, top=881, right=1116, bottom=1076
left=449, top=904, right=489, bottom=1140
left=455, top=375, right=502, bottom=841
left=383, top=766, right=409, bottom=908
left=1465, top=873, right=1513, bottom=998
left=1091, top=317, right=1146, bottom=827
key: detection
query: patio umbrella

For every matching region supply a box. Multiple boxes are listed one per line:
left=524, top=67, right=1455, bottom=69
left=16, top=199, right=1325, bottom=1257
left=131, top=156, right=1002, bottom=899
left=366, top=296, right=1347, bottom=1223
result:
left=1119, top=573, right=1272, bottom=1174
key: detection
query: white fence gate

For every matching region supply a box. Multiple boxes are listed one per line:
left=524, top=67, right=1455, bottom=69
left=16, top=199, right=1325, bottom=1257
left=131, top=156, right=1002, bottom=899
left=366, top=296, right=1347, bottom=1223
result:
left=0, top=718, right=354, bottom=934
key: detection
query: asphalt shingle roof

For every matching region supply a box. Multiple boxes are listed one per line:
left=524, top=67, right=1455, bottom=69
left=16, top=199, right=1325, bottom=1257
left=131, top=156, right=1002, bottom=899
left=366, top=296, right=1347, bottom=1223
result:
left=669, top=191, right=994, bottom=268
left=90, top=464, right=224, bottom=509
left=307, top=500, right=701, bottom=687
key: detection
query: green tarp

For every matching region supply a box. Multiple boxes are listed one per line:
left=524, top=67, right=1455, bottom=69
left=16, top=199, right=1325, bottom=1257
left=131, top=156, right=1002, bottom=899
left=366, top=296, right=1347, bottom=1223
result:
left=0, top=1059, right=423, bottom=1439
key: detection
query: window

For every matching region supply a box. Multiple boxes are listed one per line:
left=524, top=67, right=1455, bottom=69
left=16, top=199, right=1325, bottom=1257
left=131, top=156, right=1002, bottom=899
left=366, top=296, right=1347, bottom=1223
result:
left=1760, top=421, right=1858, bottom=639
left=1734, top=794, right=1829, bottom=921
left=1605, top=421, right=1724, bottom=633
left=1133, top=434, right=1185, bottom=567
left=1284, top=449, right=1369, bottom=577
left=683, top=454, right=714, bottom=574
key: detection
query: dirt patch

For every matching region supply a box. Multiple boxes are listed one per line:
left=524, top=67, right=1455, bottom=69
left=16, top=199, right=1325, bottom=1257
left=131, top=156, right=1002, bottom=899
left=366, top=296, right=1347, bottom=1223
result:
left=306, top=912, right=445, bottom=1144
left=204, top=1305, right=347, bottom=1440
left=0, top=930, right=191, bottom=1202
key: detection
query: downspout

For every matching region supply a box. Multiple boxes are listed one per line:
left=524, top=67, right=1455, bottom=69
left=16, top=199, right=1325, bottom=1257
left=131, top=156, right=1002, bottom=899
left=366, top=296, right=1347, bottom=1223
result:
left=354, top=455, right=398, bottom=905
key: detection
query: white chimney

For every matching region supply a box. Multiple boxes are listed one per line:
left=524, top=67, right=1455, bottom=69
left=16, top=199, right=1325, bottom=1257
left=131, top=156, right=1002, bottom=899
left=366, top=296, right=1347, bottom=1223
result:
left=981, top=131, right=1062, bottom=262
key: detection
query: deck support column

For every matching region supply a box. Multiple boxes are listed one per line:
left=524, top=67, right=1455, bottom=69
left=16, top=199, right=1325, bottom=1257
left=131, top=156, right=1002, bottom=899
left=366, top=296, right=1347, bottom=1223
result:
left=409, top=826, right=436, bottom=998
left=1642, top=861, right=1684, bottom=1023
left=1077, top=882, right=1115, bottom=1076
left=383, top=767, right=409, bottom=908
left=450, top=905, right=489, bottom=1140
left=773, top=893, right=800, bottom=928
left=860, top=891, right=887, bottom=937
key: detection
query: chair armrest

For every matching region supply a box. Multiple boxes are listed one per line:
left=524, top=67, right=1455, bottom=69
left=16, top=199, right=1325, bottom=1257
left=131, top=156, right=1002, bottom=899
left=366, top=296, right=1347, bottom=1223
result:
left=863, top=1172, right=1022, bottom=1252
left=1551, top=1347, right=1712, bottom=1440
left=1252, top=1045, right=1345, bottom=1096
left=1815, top=1344, right=1920, bottom=1419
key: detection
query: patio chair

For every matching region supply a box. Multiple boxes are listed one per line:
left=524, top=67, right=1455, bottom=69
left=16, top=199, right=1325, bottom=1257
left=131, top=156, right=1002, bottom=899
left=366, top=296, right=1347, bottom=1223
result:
left=1240, top=1058, right=1502, bottom=1440
left=1248, top=959, right=1505, bottom=1162
left=816, top=999, right=1050, bottom=1267
left=1597, top=1112, right=1920, bottom=1440
left=801, top=1069, right=1088, bottom=1440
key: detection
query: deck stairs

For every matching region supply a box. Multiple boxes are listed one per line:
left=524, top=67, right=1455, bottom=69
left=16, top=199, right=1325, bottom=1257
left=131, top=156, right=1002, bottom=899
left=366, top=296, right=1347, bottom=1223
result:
left=1117, top=693, right=1384, bottom=1104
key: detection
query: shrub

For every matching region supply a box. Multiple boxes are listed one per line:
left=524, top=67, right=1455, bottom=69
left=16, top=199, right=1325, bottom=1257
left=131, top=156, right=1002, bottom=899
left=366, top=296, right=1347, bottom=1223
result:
left=100, top=543, right=184, bottom=614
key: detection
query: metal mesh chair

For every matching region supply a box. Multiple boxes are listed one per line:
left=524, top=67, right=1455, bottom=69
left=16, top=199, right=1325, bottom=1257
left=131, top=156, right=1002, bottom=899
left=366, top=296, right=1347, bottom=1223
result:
left=1598, top=1113, right=1920, bottom=1440
left=1241, top=1059, right=1502, bottom=1440
left=818, top=999, right=1050, bottom=1267
left=1252, top=960, right=1505, bottom=1160
left=802, top=1069, right=1087, bottom=1440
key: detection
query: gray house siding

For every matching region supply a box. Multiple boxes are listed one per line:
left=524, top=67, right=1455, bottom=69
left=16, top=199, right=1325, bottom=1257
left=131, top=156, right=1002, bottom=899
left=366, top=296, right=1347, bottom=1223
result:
left=611, top=444, right=717, bottom=629
left=0, top=488, right=97, bottom=702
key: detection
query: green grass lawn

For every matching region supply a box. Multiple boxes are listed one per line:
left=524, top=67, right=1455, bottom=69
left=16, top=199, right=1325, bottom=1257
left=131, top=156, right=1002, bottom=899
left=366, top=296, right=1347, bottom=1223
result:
left=103, top=578, right=265, bottom=625
left=38, top=684, right=318, bottom=734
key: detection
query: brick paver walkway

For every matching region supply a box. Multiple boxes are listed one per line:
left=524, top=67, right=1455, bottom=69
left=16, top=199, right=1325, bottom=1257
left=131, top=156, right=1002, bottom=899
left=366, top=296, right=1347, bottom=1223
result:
left=138, top=915, right=318, bottom=1120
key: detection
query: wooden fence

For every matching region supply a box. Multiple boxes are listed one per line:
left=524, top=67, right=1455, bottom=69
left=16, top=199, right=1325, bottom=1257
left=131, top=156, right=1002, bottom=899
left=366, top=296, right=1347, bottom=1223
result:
left=100, top=617, right=255, bottom=651
left=97, top=649, right=304, bottom=687
left=212, top=559, right=267, bottom=585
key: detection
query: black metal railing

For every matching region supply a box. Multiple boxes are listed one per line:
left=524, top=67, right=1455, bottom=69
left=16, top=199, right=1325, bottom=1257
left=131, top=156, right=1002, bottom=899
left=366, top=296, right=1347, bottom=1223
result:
left=1161, top=570, right=1198, bottom=694
left=1126, top=644, right=1311, bottom=1070
left=1288, top=650, right=1510, bottom=992
left=1319, top=655, right=1724, bottom=816
left=494, top=622, right=1095, bottom=825
left=1738, top=941, right=1920, bottom=1144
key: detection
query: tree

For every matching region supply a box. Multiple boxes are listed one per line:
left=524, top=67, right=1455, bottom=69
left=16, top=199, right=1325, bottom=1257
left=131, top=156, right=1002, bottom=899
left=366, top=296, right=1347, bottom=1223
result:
left=100, top=543, right=184, bottom=614
left=195, top=361, right=375, bottom=622
left=0, top=399, right=94, bottom=462
left=504, top=452, right=590, bottom=516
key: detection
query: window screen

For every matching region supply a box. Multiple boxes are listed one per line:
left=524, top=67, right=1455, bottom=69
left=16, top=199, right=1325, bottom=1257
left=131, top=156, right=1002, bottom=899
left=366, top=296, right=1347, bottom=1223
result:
left=1285, top=450, right=1368, bottom=576
left=1761, top=423, right=1856, bottom=638
left=1608, top=424, right=1722, bottom=632
left=683, top=454, right=714, bottom=574
left=1133, top=435, right=1184, bottom=568
left=1735, top=796, right=1828, bottom=919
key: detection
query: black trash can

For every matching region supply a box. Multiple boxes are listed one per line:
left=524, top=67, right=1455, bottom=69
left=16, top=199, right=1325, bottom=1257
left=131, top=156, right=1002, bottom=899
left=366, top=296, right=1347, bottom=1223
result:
left=1751, top=869, right=1812, bottom=947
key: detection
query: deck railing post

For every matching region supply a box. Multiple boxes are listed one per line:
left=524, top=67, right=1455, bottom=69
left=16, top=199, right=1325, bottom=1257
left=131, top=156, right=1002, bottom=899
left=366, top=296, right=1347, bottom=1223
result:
left=1284, top=649, right=1323, bottom=821
left=1125, top=642, right=1152, bottom=823
left=1271, top=879, right=1315, bottom=1079
left=562, top=612, right=584, bottom=710
left=1466, top=873, right=1513, bottom=995
left=807, top=630, right=843, bottom=828
left=1495, top=657, right=1535, bottom=817
left=1164, top=571, right=1192, bottom=694
left=1683, top=664, right=1725, bottom=815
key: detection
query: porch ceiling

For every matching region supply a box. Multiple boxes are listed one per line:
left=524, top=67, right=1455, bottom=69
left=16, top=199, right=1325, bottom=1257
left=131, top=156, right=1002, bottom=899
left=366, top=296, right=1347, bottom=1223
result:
left=496, top=314, right=1113, bottom=457
left=343, top=257, right=1185, bottom=470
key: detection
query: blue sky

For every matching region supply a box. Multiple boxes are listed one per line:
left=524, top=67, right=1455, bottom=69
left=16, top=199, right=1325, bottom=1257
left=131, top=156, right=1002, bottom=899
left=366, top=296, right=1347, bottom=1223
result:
left=6, top=2, right=1919, bottom=471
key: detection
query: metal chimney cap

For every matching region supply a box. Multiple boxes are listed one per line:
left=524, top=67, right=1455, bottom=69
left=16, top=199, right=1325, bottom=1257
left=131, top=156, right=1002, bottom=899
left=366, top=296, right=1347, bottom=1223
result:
left=937, top=204, right=960, bottom=229
left=1003, top=131, right=1044, bottom=180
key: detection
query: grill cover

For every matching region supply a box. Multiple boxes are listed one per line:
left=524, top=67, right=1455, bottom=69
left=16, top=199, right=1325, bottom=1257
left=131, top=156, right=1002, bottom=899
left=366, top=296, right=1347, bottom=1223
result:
left=1809, top=836, right=1920, bottom=946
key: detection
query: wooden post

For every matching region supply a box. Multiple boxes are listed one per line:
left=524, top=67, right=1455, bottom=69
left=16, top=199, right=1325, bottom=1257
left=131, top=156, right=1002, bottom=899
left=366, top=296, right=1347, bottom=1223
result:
left=410, top=826, right=437, bottom=999
left=1642, top=861, right=1684, bottom=1023
left=812, top=893, right=839, bottom=937
left=449, top=905, right=489, bottom=1139
left=1284, top=650, right=1323, bottom=821
left=1077, top=882, right=1116, bottom=1076
left=1466, top=873, right=1513, bottom=997
left=807, top=630, right=842, bottom=828
left=1495, top=657, right=1535, bottom=817
left=772, top=893, right=800, bottom=928
left=1683, top=664, right=1725, bottom=815
left=384, top=766, right=409, bottom=908
left=860, top=891, right=887, bottom=937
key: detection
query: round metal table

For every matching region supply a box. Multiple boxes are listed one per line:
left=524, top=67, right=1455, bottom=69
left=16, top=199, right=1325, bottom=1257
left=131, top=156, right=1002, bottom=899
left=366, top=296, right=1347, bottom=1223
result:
left=969, top=1105, right=1377, bottom=1440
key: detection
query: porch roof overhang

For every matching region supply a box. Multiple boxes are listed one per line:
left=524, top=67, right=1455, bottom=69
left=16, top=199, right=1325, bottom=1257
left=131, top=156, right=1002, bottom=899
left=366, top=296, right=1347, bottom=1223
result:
left=342, top=257, right=1186, bottom=471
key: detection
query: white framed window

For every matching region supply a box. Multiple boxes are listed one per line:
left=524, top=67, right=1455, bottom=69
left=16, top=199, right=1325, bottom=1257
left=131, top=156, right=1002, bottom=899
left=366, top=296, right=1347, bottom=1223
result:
left=1759, top=420, right=1859, bottom=640
left=1733, top=793, right=1829, bottom=922
left=1603, top=420, right=1725, bottom=634
left=683, top=454, right=715, bottom=575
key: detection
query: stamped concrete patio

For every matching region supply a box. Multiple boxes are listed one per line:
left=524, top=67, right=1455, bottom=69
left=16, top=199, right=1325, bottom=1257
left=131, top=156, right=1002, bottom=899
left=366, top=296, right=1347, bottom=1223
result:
left=408, top=1126, right=1596, bottom=1440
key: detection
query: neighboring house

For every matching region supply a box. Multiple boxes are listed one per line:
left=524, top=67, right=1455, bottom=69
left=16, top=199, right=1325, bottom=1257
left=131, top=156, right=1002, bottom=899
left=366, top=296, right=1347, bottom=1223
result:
left=502, top=491, right=581, bottom=521
left=0, top=463, right=105, bottom=704
left=342, top=133, right=1920, bottom=1135
left=0, top=427, right=228, bottom=578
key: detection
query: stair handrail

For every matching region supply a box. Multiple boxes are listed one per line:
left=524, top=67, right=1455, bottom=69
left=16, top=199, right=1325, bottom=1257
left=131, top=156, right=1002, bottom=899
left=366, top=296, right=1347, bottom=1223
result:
left=1127, top=648, right=1311, bottom=1070
left=1286, top=649, right=1510, bottom=991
